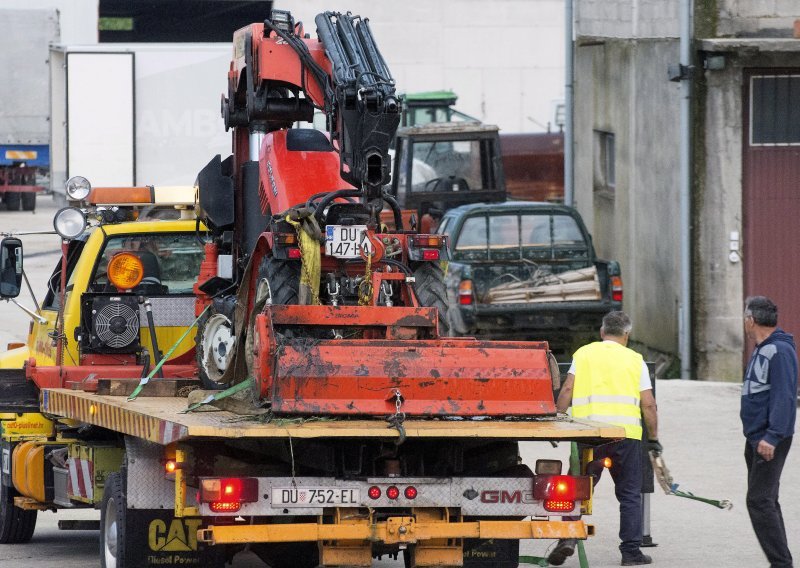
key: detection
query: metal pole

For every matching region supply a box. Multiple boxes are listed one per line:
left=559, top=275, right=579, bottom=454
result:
left=678, top=0, right=692, bottom=379
left=249, top=131, right=265, bottom=162
left=564, top=0, right=575, bottom=207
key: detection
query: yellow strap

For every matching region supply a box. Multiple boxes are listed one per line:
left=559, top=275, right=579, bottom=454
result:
left=285, top=213, right=321, bottom=305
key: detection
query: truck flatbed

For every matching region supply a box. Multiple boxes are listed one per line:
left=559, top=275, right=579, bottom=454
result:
left=41, top=388, right=624, bottom=445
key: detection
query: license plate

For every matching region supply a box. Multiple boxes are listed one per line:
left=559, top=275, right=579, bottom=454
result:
left=325, top=225, right=373, bottom=259
left=272, top=487, right=360, bottom=507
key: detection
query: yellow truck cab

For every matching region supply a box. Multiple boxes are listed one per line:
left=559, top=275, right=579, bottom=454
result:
left=0, top=179, right=207, bottom=371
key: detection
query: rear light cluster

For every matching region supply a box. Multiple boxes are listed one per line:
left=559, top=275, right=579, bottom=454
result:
left=367, top=485, right=418, bottom=500
left=275, top=233, right=301, bottom=260
left=611, top=275, right=623, bottom=302
left=199, top=477, right=259, bottom=513
left=533, top=475, right=591, bottom=513
left=458, top=280, right=474, bottom=305
left=409, top=234, right=447, bottom=262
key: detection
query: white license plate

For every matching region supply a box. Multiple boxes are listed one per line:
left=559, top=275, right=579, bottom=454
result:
left=325, top=225, right=373, bottom=258
left=272, top=487, right=360, bottom=507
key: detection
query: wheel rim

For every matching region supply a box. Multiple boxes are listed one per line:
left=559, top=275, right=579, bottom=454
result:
left=201, top=313, right=235, bottom=377
left=103, top=496, right=118, bottom=568
left=255, top=277, right=273, bottom=306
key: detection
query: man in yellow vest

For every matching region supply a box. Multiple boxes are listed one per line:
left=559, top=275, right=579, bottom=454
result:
left=547, top=311, right=660, bottom=567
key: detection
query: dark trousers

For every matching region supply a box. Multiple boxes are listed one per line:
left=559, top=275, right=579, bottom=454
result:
left=745, top=437, right=793, bottom=568
left=567, top=438, right=643, bottom=554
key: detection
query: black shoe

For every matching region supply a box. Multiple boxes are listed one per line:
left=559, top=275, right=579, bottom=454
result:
left=621, top=551, right=652, bottom=565
left=547, top=539, right=577, bottom=566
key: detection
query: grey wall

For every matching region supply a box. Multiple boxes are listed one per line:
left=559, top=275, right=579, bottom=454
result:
left=718, top=0, right=800, bottom=37
left=574, top=39, right=682, bottom=356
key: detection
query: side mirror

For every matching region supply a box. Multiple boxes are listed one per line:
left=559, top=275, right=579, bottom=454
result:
left=0, top=237, right=24, bottom=298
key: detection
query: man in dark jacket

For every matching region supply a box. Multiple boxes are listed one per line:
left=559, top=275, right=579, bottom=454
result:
left=742, top=296, right=797, bottom=568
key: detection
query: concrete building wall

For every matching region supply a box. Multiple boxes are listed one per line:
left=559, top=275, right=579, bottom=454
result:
left=718, top=0, right=800, bottom=37
left=574, top=39, right=682, bottom=356
left=575, top=0, right=680, bottom=39
left=284, top=0, right=566, bottom=133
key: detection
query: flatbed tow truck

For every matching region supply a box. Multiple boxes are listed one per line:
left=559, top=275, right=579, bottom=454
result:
left=1, top=8, right=624, bottom=568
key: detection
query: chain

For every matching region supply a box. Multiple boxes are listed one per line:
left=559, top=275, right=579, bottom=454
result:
left=358, top=251, right=373, bottom=305
left=386, top=389, right=406, bottom=445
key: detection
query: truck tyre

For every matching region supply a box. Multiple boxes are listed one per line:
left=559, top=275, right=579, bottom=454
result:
left=413, top=262, right=451, bottom=336
left=196, top=305, right=236, bottom=390
left=251, top=542, right=319, bottom=568
left=21, top=192, right=36, bottom=211
left=0, top=478, right=37, bottom=543
left=100, top=472, right=126, bottom=568
left=3, top=191, right=21, bottom=211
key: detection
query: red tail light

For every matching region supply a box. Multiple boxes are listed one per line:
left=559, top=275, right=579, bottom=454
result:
left=200, top=477, right=258, bottom=513
left=533, top=475, right=591, bottom=513
left=368, top=486, right=382, bottom=500
left=422, top=249, right=440, bottom=261
left=386, top=486, right=400, bottom=500
left=611, top=276, right=623, bottom=302
left=287, top=247, right=302, bottom=259
left=458, top=280, right=474, bottom=305
left=404, top=486, right=418, bottom=499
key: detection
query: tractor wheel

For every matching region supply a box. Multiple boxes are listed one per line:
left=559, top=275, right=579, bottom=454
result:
left=196, top=305, right=236, bottom=390
left=21, top=192, right=36, bottom=211
left=257, top=255, right=300, bottom=306
left=3, top=192, right=21, bottom=211
left=0, top=475, right=37, bottom=543
left=413, top=262, right=451, bottom=336
left=100, top=472, right=126, bottom=568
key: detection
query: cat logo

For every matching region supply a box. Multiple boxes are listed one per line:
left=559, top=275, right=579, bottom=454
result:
left=148, top=518, right=202, bottom=552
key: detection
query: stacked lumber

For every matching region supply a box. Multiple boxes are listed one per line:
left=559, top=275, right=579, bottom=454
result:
left=486, top=266, right=601, bottom=304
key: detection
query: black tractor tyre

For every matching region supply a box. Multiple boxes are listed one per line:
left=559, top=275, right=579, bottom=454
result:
left=100, top=472, right=126, bottom=568
left=257, top=255, right=301, bottom=306
left=413, top=262, right=451, bottom=336
left=3, top=191, right=21, bottom=211
left=0, top=477, right=37, bottom=543
left=21, top=192, right=36, bottom=211
left=196, top=305, right=236, bottom=390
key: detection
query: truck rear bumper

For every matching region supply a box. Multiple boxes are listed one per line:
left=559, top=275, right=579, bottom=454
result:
left=460, top=300, right=622, bottom=335
left=198, top=518, right=592, bottom=545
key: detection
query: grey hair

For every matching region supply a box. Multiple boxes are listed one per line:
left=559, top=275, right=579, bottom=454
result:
left=602, top=311, right=632, bottom=337
left=744, top=296, right=778, bottom=327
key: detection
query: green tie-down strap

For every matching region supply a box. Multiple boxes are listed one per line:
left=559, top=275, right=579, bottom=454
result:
left=127, top=305, right=211, bottom=401
left=180, top=376, right=256, bottom=414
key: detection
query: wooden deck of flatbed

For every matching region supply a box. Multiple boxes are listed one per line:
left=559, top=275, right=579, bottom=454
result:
left=41, top=388, right=625, bottom=446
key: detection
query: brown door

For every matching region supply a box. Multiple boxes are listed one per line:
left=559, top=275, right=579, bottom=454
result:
left=743, top=70, right=800, bottom=356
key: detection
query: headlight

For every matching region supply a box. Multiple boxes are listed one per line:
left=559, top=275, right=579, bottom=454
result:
left=53, top=207, right=87, bottom=240
left=65, top=176, right=91, bottom=201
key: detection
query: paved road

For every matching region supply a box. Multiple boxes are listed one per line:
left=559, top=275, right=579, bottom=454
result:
left=2, top=203, right=798, bottom=567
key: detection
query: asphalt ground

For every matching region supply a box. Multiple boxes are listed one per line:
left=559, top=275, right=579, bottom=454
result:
left=1, top=200, right=798, bottom=567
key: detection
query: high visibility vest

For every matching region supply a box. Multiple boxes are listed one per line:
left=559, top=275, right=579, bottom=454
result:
left=571, top=341, right=644, bottom=440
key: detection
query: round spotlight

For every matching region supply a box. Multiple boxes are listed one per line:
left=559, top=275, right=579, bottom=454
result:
left=53, top=207, right=87, bottom=240
left=65, top=176, right=91, bottom=201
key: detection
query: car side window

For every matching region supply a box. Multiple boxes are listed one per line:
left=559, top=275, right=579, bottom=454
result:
left=455, top=216, right=487, bottom=250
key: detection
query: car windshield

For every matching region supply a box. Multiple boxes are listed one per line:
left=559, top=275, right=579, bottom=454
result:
left=454, top=212, right=585, bottom=250
left=406, top=139, right=488, bottom=193
left=92, top=233, right=204, bottom=294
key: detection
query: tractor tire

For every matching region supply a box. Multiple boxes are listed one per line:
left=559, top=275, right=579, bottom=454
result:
left=257, top=255, right=301, bottom=306
left=21, top=192, right=36, bottom=211
left=3, top=192, right=21, bottom=211
left=196, top=305, right=236, bottom=390
left=100, top=472, right=126, bottom=568
left=0, top=476, right=37, bottom=543
left=413, top=262, right=451, bottom=336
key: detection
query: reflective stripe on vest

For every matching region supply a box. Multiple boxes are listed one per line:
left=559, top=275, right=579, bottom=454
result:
left=571, top=341, right=644, bottom=439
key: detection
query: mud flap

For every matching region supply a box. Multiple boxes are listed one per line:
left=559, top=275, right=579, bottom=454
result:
left=463, top=538, right=520, bottom=568
left=127, top=509, right=224, bottom=567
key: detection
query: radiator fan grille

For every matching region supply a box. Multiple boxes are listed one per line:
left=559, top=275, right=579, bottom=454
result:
left=94, top=301, right=140, bottom=349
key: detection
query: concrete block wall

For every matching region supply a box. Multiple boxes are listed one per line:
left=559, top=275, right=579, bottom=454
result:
left=575, top=0, right=680, bottom=39
left=718, top=0, right=800, bottom=37
left=574, top=39, right=682, bottom=356
left=285, top=0, right=566, bottom=133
